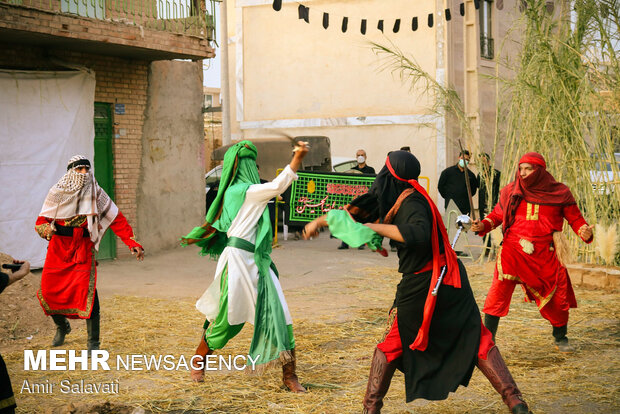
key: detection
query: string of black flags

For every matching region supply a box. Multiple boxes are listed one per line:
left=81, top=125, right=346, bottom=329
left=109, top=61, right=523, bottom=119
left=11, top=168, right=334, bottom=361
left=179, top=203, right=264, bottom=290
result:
left=272, top=0, right=480, bottom=34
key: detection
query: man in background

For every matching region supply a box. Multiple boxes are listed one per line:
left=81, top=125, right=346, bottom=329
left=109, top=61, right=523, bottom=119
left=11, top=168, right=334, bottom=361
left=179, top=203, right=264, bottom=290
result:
left=438, top=150, right=478, bottom=215
left=351, top=149, right=376, bottom=174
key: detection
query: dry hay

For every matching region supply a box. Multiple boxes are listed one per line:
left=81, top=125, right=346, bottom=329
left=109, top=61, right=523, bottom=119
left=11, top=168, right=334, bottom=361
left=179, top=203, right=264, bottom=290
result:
left=2, top=263, right=619, bottom=413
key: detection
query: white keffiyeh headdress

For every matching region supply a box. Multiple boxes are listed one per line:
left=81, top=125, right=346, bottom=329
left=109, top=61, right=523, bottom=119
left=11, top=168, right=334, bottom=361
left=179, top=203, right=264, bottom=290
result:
left=39, top=155, right=119, bottom=250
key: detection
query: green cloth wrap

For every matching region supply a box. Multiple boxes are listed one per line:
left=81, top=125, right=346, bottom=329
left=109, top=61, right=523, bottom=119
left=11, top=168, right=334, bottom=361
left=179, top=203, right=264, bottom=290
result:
left=326, top=210, right=383, bottom=250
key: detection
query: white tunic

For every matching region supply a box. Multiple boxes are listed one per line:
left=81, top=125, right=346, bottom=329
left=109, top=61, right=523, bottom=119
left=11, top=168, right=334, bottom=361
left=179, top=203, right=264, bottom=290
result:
left=196, top=165, right=298, bottom=325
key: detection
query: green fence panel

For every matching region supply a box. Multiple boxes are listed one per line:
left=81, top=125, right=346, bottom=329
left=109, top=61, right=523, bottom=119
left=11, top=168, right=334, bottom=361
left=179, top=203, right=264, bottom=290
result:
left=287, top=171, right=375, bottom=224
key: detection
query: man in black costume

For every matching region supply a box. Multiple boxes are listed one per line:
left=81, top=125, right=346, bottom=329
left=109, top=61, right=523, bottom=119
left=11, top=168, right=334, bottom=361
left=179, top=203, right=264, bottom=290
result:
left=303, top=151, right=531, bottom=414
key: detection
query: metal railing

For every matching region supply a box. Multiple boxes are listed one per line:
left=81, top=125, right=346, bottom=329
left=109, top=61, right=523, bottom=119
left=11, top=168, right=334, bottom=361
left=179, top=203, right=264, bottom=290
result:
left=1, top=0, right=216, bottom=39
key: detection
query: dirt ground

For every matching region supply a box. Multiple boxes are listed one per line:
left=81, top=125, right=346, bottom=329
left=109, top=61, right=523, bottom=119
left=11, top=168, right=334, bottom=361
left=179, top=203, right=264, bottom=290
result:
left=1, top=235, right=619, bottom=413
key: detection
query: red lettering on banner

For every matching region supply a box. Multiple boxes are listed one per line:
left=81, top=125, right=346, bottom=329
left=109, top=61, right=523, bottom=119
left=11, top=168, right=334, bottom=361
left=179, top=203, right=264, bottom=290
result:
left=325, top=183, right=369, bottom=196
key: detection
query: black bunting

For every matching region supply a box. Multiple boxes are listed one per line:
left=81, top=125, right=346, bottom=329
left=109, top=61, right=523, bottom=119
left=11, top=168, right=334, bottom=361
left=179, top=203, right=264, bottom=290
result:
left=342, top=16, right=348, bottom=32
left=393, top=19, right=400, bottom=33
left=445, top=8, right=451, bottom=21
left=460, top=3, right=465, bottom=16
left=428, top=13, right=434, bottom=28
left=323, top=12, right=329, bottom=29
left=298, top=5, right=309, bottom=23
left=412, top=16, right=418, bottom=31
left=272, top=0, right=281, bottom=12
left=361, top=19, right=367, bottom=35
left=378, top=19, right=384, bottom=32
left=474, top=0, right=480, bottom=10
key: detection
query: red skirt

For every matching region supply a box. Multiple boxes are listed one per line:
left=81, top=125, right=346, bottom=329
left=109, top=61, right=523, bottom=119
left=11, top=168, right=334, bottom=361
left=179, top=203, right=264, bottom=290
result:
left=37, top=230, right=97, bottom=319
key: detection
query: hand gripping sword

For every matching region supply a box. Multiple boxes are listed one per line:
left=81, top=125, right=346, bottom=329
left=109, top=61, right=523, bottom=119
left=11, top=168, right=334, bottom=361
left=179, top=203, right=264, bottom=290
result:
left=431, top=214, right=471, bottom=296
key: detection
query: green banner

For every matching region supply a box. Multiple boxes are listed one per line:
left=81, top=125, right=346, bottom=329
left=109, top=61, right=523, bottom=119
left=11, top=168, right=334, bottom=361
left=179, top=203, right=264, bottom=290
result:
left=287, top=171, right=375, bottom=223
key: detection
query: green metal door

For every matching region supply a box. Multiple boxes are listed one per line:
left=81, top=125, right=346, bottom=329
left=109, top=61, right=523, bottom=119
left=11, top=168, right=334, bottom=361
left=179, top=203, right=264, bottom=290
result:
left=93, top=103, right=116, bottom=260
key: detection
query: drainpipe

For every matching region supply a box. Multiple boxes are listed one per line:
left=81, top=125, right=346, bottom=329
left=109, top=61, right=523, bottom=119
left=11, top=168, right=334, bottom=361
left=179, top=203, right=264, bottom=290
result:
left=220, top=0, right=231, bottom=145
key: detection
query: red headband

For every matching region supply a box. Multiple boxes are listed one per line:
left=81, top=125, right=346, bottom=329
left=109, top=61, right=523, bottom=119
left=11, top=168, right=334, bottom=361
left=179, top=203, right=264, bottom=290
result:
left=519, top=152, right=546, bottom=169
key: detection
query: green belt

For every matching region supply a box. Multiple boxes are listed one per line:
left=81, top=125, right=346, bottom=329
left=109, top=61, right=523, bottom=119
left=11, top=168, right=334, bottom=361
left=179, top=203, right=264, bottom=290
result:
left=226, top=237, right=255, bottom=253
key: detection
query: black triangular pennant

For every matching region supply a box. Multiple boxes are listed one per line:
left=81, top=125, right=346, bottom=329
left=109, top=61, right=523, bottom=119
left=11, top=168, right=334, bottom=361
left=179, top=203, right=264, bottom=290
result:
left=412, top=16, right=418, bottom=31
left=445, top=8, right=451, bottom=21
left=361, top=19, right=367, bottom=35
left=342, top=16, right=348, bottom=32
left=393, top=19, right=401, bottom=33
left=428, top=13, right=434, bottom=28
left=474, top=0, right=480, bottom=10
left=460, top=3, right=465, bottom=16
left=298, top=5, right=309, bottom=23
left=272, top=0, right=282, bottom=12
left=323, top=12, right=329, bottom=29
left=378, top=20, right=384, bottom=32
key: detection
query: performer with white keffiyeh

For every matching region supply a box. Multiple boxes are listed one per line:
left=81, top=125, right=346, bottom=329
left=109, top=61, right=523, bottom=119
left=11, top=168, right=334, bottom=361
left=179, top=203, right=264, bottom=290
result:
left=35, top=155, right=144, bottom=350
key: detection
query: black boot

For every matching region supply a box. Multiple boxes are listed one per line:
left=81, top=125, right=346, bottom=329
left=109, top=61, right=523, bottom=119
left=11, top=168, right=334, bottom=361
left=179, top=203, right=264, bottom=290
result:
left=86, top=313, right=100, bottom=351
left=477, top=346, right=532, bottom=414
left=51, top=315, right=71, bottom=347
left=362, top=348, right=397, bottom=413
left=484, top=314, right=500, bottom=342
left=552, top=325, right=574, bottom=353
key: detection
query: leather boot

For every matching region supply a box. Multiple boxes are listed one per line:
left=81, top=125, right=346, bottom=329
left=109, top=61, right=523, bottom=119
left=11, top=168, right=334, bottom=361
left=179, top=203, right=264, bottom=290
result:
left=86, top=313, right=100, bottom=351
left=282, top=348, right=306, bottom=392
left=51, top=315, right=71, bottom=347
left=552, top=325, right=574, bottom=353
left=484, top=313, right=500, bottom=342
left=362, top=347, right=397, bottom=414
left=477, top=346, right=532, bottom=414
left=190, top=334, right=213, bottom=383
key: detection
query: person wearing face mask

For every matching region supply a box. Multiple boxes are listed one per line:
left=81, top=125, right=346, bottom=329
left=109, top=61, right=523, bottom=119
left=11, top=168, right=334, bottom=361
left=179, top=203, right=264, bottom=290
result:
left=338, top=149, right=376, bottom=250
left=471, top=152, right=593, bottom=353
left=35, top=155, right=144, bottom=351
left=351, top=149, right=376, bottom=175
left=438, top=150, right=478, bottom=215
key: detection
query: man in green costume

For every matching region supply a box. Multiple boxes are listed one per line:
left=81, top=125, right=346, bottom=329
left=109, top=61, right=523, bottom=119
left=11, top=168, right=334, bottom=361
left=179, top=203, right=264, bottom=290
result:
left=182, top=140, right=308, bottom=392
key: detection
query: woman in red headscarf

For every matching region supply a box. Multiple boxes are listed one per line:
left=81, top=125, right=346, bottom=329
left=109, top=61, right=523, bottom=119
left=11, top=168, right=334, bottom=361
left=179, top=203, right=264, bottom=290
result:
left=304, top=151, right=531, bottom=414
left=472, top=152, right=593, bottom=353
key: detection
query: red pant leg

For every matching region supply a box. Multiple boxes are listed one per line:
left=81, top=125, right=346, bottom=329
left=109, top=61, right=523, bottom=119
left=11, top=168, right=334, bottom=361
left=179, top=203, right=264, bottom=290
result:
left=482, top=268, right=518, bottom=317
left=377, top=309, right=402, bottom=363
left=538, top=268, right=570, bottom=327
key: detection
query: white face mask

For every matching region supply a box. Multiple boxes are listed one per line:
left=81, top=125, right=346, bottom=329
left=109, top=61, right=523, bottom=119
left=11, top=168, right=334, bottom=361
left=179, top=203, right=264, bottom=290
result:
left=357, top=155, right=366, bottom=164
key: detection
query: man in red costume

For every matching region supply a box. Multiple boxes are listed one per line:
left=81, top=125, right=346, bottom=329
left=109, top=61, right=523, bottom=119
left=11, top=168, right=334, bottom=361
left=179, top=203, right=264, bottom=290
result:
left=471, top=152, right=593, bottom=352
left=35, top=155, right=144, bottom=351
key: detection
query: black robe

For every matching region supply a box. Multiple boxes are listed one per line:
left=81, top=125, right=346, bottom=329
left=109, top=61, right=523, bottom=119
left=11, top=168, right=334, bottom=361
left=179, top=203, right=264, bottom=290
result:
left=391, top=192, right=482, bottom=402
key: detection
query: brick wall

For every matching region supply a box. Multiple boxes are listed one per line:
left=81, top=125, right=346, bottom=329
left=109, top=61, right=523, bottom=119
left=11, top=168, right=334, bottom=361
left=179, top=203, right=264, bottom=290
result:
left=0, top=45, right=148, bottom=257
left=0, top=4, right=214, bottom=59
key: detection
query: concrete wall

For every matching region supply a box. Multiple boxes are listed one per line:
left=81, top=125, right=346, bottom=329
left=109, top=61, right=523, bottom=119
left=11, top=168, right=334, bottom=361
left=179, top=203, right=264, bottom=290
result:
left=137, top=60, right=205, bottom=253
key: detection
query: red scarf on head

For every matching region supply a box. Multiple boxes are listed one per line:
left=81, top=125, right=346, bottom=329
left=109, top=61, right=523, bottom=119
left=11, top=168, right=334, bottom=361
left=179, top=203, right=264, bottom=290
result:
left=500, top=152, right=575, bottom=232
left=385, top=157, right=460, bottom=352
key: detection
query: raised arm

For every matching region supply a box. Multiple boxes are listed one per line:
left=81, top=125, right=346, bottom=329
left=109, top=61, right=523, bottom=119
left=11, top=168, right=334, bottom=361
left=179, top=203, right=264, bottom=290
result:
left=245, top=141, right=309, bottom=203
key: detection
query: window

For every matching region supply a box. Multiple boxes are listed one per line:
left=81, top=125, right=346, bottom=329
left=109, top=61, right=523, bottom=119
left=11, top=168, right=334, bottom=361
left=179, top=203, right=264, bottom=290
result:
left=480, top=0, right=494, bottom=59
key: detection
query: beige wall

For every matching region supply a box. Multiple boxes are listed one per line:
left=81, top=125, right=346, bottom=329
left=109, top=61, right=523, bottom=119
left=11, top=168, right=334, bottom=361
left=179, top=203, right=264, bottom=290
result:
left=226, top=0, right=446, bottom=194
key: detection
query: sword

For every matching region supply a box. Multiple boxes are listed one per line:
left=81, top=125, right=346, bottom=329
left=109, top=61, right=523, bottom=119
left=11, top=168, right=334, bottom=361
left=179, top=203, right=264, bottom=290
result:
left=256, top=128, right=309, bottom=152
left=431, top=214, right=471, bottom=296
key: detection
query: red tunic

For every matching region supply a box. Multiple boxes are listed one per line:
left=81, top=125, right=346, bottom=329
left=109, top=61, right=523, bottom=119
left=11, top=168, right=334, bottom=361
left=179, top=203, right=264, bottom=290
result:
left=35, top=212, right=142, bottom=319
left=479, top=199, right=592, bottom=325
